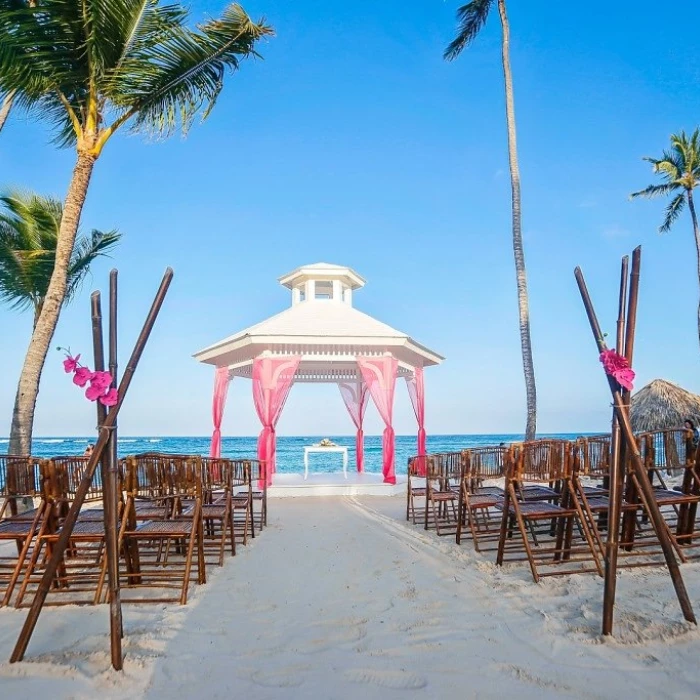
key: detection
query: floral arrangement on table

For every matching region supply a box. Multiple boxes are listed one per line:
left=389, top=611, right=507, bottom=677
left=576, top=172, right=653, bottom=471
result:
left=315, top=438, right=337, bottom=447
left=59, top=348, right=118, bottom=406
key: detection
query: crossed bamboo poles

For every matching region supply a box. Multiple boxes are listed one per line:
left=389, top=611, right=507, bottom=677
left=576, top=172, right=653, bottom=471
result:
left=10, top=268, right=174, bottom=668
left=575, top=246, right=696, bottom=633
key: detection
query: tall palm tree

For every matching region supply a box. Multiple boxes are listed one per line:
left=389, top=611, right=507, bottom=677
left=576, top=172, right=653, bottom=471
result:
left=0, top=1, right=273, bottom=454
left=631, top=129, right=700, bottom=351
left=445, top=0, right=537, bottom=440
left=0, top=191, right=120, bottom=328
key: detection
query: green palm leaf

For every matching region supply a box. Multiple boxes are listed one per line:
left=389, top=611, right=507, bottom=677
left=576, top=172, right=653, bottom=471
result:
left=444, top=0, right=494, bottom=61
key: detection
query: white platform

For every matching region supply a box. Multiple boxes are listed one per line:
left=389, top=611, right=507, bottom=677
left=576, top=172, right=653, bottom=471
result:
left=268, top=472, right=406, bottom=498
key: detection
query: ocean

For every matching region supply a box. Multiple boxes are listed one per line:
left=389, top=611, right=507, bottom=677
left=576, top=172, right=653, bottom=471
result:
left=0, top=434, right=587, bottom=474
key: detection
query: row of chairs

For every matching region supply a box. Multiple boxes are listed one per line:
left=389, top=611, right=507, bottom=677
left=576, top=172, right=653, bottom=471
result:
left=407, top=429, right=700, bottom=582
left=0, top=453, right=268, bottom=607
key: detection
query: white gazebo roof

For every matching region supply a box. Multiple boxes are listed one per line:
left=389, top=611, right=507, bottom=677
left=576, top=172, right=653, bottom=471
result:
left=193, top=263, right=444, bottom=382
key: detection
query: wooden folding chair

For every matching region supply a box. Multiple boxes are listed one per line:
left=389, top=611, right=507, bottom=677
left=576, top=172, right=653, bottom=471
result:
left=406, top=455, right=427, bottom=525
left=0, top=456, right=48, bottom=607
left=248, top=460, right=267, bottom=533
left=424, top=454, right=459, bottom=536
left=118, top=455, right=205, bottom=605
left=496, top=440, right=603, bottom=582
left=456, top=446, right=507, bottom=551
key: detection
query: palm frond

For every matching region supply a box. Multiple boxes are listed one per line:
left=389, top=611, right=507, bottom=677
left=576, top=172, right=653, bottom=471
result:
left=65, top=228, right=120, bottom=301
left=107, top=3, right=272, bottom=138
left=444, top=0, right=494, bottom=62
left=629, top=182, right=679, bottom=200
left=659, top=192, right=686, bottom=233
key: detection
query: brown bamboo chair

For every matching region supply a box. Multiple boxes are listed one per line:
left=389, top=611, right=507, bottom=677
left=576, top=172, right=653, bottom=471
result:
left=0, top=456, right=48, bottom=607
left=194, top=457, right=235, bottom=564
left=229, top=459, right=254, bottom=544
left=423, top=453, right=460, bottom=536
left=248, top=460, right=267, bottom=532
left=118, top=455, right=205, bottom=604
left=406, top=455, right=427, bottom=525
left=496, top=440, right=603, bottom=582
left=456, top=446, right=507, bottom=551
left=14, top=457, right=113, bottom=607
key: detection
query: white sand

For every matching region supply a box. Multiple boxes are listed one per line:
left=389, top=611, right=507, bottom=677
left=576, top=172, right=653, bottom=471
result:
left=1, top=496, right=699, bottom=699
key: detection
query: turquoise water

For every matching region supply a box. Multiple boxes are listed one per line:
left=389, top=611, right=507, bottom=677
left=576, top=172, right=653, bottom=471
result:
left=1, top=434, right=586, bottom=475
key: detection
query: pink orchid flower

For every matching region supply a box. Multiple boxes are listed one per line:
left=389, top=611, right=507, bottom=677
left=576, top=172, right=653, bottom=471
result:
left=599, top=349, right=635, bottom=392
left=73, top=367, right=94, bottom=388
left=99, top=388, right=119, bottom=407
left=63, top=354, right=81, bottom=373
left=85, top=383, right=105, bottom=401
left=90, top=371, right=113, bottom=391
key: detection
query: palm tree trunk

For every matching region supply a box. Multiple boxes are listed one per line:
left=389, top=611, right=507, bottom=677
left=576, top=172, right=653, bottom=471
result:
left=8, top=151, right=97, bottom=454
left=0, top=90, right=15, bottom=134
left=497, top=0, right=537, bottom=441
left=687, top=189, right=700, bottom=351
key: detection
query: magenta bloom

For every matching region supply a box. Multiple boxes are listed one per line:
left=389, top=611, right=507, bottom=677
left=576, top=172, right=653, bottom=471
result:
left=63, top=354, right=81, bottom=373
left=599, top=349, right=635, bottom=391
left=99, top=388, right=119, bottom=407
left=73, top=367, right=94, bottom=388
left=90, top=371, right=113, bottom=391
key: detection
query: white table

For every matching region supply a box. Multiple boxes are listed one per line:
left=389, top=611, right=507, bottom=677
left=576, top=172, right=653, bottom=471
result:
left=304, top=446, right=348, bottom=480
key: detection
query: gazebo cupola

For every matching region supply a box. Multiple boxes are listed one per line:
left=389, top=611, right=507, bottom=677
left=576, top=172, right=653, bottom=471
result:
left=194, top=263, right=444, bottom=486
left=279, top=262, right=366, bottom=306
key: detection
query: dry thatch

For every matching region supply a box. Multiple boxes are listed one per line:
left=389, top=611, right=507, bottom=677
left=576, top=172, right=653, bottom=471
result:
left=630, top=379, right=700, bottom=433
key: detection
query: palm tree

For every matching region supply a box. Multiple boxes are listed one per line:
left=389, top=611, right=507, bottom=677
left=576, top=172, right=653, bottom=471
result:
left=631, top=129, right=700, bottom=351
left=445, top=0, right=537, bottom=440
left=0, top=1, right=273, bottom=454
left=0, top=191, right=120, bottom=328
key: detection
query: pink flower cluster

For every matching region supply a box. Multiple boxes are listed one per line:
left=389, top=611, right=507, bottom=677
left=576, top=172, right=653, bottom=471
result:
left=62, top=352, right=118, bottom=407
left=599, top=349, right=635, bottom=391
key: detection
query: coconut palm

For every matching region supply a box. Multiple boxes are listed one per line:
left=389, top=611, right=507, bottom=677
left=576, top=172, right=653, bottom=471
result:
left=631, top=129, right=700, bottom=350
left=444, top=0, right=537, bottom=440
left=0, top=1, right=272, bottom=453
left=0, top=191, right=120, bottom=328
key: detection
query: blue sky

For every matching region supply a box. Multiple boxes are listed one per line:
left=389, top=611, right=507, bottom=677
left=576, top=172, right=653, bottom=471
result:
left=1, top=0, right=699, bottom=439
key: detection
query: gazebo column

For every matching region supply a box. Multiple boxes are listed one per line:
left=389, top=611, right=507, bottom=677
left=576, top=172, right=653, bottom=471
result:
left=210, top=367, right=231, bottom=458
left=252, top=355, right=301, bottom=486
left=357, top=355, right=398, bottom=485
left=339, top=379, right=370, bottom=472
left=406, top=367, right=427, bottom=476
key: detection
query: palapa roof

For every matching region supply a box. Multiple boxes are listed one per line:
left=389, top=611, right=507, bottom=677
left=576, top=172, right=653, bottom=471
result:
left=629, top=379, right=700, bottom=432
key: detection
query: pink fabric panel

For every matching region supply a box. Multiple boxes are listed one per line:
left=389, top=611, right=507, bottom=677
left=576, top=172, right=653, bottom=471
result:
left=339, top=380, right=369, bottom=472
left=252, top=356, right=301, bottom=486
left=357, top=356, right=398, bottom=485
left=210, top=367, right=231, bottom=459
left=406, top=367, right=427, bottom=475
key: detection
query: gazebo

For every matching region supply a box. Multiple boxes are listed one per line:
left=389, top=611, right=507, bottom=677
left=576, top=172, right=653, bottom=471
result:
left=193, top=263, right=444, bottom=485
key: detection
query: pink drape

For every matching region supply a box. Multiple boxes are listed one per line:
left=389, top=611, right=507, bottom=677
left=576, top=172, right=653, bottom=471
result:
left=357, top=356, right=398, bottom=485
left=406, top=367, right=427, bottom=476
left=339, top=380, right=370, bottom=472
left=210, top=367, right=231, bottom=458
left=252, top=356, right=301, bottom=486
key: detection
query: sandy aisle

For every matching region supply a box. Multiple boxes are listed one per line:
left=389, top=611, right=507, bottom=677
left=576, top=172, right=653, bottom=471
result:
left=1, top=496, right=699, bottom=698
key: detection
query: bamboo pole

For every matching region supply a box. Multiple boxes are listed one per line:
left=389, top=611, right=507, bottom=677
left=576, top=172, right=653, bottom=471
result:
left=89, top=290, right=122, bottom=669
left=574, top=263, right=696, bottom=625
left=10, top=268, right=174, bottom=663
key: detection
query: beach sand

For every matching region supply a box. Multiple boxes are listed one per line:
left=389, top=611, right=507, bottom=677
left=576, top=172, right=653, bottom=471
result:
left=1, top=495, right=699, bottom=698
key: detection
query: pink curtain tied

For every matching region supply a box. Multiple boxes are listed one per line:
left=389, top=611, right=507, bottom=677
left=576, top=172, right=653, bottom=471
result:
left=405, top=367, right=427, bottom=476
left=339, top=380, right=370, bottom=472
left=357, top=356, right=398, bottom=485
left=210, top=367, right=231, bottom=459
left=252, top=356, right=301, bottom=486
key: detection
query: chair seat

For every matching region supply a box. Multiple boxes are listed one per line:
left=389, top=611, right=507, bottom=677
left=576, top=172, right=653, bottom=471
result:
left=134, top=502, right=169, bottom=519
left=653, top=489, right=699, bottom=505
left=582, top=485, right=608, bottom=497
left=58, top=520, right=106, bottom=537
left=511, top=501, right=573, bottom=518
left=466, top=494, right=502, bottom=508
left=521, top=485, right=559, bottom=500
left=200, top=504, right=228, bottom=518
left=133, top=520, right=193, bottom=536
left=475, top=486, right=505, bottom=497
left=0, top=519, right=36, bottom=536
left=410, top=487, right=427, bottom=496
left=431, top=491, right=457, bottom=502
left=77, top=508, right=105, bottom=522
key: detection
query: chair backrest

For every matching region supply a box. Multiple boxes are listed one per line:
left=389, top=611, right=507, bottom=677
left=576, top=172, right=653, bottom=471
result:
left=511, top=439, right=572, bottom=482
left=641, top=429, right=694, bottom=471
left=407, top=455, right=428, bottom=479
left=463, top=446, right=508, bottom=481
left=51, top=455, right=103, bottom=503
left=0, top=455, right=42, bottom=498
left=576, top=436, right=611, bottom=479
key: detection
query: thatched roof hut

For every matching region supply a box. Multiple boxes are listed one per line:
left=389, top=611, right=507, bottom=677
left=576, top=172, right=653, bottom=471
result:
left=630, top=379, right=700, bottom=433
